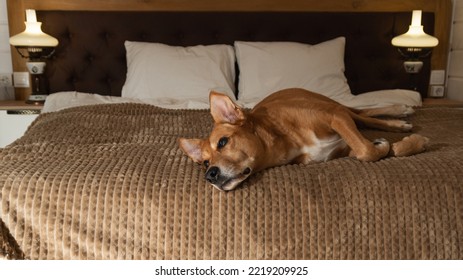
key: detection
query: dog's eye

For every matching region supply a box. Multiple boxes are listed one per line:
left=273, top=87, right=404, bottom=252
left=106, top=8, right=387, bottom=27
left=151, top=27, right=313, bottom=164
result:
left=217, top=137, right=228, bottom=149
left=203, top=160, right=209, bottom=168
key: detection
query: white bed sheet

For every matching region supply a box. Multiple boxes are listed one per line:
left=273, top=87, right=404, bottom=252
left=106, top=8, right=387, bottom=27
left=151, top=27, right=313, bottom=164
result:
left=42, top=91, right=213, bottom=113
left=42, top=89, right=422, bottom=113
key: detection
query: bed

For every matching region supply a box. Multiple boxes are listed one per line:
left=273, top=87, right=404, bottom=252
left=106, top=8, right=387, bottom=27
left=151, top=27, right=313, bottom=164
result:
left=1, top=1, right=462, bottom=260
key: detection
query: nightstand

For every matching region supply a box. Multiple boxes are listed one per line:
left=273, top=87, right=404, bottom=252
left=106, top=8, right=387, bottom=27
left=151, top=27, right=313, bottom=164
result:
left=0, top=101, right=43, bottom=148
left=422, top=98, right=463, bottom=107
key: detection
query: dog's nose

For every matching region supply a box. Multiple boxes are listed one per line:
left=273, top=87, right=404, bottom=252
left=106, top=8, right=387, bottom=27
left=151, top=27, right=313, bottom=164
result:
left=205, top=166, right=220, bottom=184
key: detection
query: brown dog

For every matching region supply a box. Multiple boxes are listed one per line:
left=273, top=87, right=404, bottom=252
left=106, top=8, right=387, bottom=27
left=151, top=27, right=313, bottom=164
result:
left=179, top=88, right=429, bottom=191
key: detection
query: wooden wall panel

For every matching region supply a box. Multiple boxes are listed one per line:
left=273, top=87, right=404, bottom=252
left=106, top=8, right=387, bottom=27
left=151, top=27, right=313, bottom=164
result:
left=7, top=0, right=453, bottom=100
left=19, top=0, right=436, bottom=12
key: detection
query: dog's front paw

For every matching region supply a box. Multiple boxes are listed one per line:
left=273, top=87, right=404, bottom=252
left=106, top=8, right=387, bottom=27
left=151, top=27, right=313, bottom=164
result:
left=372, top=138, right=390, bottom=159
left=373, top=138, right=388, bottom=146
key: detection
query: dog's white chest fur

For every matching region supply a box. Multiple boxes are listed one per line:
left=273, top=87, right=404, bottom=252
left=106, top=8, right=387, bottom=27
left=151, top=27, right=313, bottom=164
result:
left=301, top=133, right=346, bottom=162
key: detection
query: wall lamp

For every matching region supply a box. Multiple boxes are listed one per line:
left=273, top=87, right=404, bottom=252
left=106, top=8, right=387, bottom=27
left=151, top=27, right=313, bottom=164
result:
left=391, top=10, right=438, bottom=75
left=9, top=9, right=58, bottom=104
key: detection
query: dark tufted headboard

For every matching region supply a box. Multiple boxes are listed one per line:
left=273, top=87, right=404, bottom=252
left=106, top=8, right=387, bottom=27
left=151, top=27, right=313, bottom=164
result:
left=38, top=11, right=435, bottom=98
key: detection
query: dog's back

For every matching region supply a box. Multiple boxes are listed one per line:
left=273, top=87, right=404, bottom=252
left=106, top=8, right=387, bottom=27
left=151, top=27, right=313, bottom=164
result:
left=249, top=88, right=352, bottom=163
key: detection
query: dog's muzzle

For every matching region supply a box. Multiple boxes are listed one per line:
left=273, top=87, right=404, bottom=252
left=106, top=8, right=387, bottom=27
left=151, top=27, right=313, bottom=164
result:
left=205, top=166, right=252, bottom=191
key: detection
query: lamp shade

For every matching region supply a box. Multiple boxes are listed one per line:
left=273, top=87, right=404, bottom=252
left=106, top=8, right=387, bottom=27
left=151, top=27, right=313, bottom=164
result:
left=391, top=10, right=438, bottom=48
left=9, top=10, right=58, bottom=47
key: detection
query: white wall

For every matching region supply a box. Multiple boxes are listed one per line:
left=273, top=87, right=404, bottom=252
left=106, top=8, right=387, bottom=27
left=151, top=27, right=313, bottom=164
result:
left=0, top=0, right=14, bottom=100
left=447, top=0, right=463, bottom=101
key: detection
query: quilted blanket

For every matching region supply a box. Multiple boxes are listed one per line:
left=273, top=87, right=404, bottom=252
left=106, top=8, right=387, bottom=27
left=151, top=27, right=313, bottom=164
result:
left=1, top=103, right=462, bottom=259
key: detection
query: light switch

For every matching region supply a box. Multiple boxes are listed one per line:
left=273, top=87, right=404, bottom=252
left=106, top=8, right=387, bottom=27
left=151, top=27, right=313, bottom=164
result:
left=13, top=72, right=30, bottom=88
left=430, top=70, right=445, bottom=85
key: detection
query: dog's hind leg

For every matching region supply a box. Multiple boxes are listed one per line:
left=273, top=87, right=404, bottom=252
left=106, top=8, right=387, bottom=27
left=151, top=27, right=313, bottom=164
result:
left=346, top=110, right=429, bottom=157
left=351, top=104, right=415, bottom=118
left=349, top=113, right=413, bottom=132
left=330, top=112, right=390, bottom=161
left=390, top=134, right=429, bottom=157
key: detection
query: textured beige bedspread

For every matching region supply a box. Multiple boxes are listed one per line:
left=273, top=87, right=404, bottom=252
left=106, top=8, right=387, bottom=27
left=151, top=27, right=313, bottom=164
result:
left=1, top=104, right=462, bottom=259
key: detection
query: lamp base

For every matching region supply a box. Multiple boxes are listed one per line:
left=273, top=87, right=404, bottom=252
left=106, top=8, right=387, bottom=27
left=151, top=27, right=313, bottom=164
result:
left=403, top=61, right=423, bottom=73
left=27, top=65, right=49, bottom=104
left=26, top=61, right=46, bottom=74
left=26, top=94, right=47, bottom=104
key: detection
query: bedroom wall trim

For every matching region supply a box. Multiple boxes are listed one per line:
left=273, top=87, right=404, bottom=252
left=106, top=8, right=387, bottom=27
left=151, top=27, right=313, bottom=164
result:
left=447, top=0, right=463, bottom=101
left=7, top=0, right=453, bottom=100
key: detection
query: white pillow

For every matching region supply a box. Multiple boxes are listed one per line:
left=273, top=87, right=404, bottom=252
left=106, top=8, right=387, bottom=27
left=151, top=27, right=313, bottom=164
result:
left=122, top=41, right=236, bottom=102
left=338, top=89, right=422, bottom=109
left=235, top=37, right=352, bottom=103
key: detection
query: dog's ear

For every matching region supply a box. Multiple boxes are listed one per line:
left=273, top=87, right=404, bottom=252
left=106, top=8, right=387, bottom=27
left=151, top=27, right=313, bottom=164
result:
left=178, top=138, right=204, bottom=163
left=209, top=91, right=245, bottom=124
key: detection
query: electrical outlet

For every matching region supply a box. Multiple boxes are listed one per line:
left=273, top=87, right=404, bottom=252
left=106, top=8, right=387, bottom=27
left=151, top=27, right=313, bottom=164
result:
left=430, top=85, right=445, bottom=98
left=0, top=73, right=13, bottom=87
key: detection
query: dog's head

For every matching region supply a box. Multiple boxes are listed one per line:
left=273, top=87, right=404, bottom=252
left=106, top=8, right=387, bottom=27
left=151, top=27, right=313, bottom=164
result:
left=179, top=91, right=265, bottom=191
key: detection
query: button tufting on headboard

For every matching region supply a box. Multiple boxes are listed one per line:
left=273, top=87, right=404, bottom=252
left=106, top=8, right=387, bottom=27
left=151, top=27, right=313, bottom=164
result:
left=38, top=11, right=434, bottom=97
